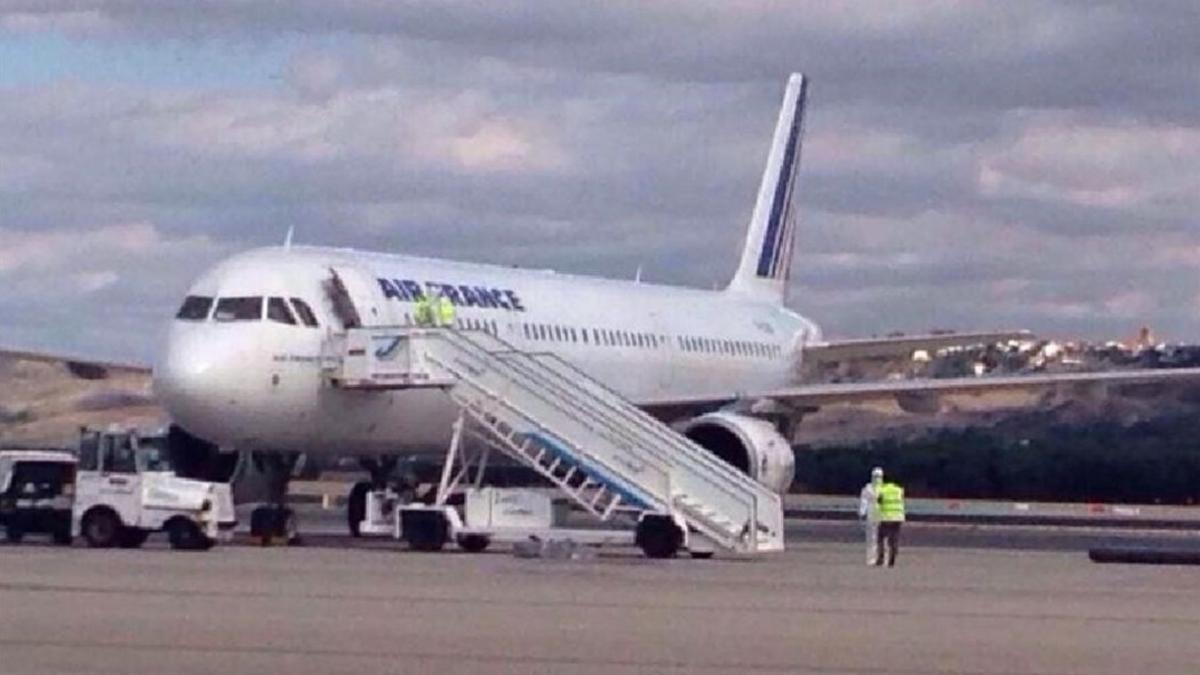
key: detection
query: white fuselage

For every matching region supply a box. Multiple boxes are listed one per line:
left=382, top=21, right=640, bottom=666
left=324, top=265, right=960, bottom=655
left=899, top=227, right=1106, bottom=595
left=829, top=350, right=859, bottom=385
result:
left=153, top=246, right=821, bottom=456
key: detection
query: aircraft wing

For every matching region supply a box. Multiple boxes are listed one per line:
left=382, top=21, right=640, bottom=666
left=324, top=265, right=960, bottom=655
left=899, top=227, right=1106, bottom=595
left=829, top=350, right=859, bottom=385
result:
left=640, top=367, right=1200, bottom=418
left=803, top=330, right=1033, bottom=363
left=0, top=348, right=151, bottom=380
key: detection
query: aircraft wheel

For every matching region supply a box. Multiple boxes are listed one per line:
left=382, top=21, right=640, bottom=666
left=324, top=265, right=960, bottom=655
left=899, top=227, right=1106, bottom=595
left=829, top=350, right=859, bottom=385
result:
left=250, top=506, right=298, bottom=546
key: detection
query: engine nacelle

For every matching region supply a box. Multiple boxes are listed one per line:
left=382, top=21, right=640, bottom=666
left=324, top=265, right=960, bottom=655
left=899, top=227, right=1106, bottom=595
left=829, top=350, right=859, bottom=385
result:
left=679, top=412, right=795, bottom=494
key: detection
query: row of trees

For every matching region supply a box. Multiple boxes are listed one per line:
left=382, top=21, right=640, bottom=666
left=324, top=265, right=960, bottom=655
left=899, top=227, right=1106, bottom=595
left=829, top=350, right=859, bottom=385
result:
left=794, top=415, right=1200, bottom=504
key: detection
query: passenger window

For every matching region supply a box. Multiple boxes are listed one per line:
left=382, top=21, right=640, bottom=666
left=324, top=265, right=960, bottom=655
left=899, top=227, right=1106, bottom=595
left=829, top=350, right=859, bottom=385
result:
left=214, top=297, right=263, bottom=322
left=176, top=295, right=213, bottom=321
left=267, top=297, right=297, bottom=325
left=289, top=298, right=320, bottom=327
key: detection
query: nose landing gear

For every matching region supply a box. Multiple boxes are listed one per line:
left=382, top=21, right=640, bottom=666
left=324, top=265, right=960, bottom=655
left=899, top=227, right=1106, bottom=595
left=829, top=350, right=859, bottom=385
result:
left=248, top=452, right=303, bottom=546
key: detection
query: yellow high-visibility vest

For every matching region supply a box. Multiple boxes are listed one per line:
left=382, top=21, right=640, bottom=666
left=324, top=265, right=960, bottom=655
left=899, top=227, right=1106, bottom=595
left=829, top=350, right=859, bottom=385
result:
left=436, top=296, right=456, bottom=327
left=414, top=297, right=434, bottom=326
left=877, top=483, right=905, bottom=522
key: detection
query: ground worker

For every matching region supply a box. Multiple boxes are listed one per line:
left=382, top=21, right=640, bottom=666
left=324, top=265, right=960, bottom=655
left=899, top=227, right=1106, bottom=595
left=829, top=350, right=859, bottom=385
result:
left=435, top=291, right=456, bottom=327
left=413, top=293, right=435, bottom=326
left=875, top=479, right=906, bottom=567
left=858, top=467, right=884, bottom=565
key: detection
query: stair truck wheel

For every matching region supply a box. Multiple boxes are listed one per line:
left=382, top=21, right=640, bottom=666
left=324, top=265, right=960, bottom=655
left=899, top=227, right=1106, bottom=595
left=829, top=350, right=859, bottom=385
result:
left=347, top=481, right=371, bottom=537
left=81, top=508, right=122, bottom=548
left=456, top=534, right=490, bottom=553
left=636, top=514, right=684, bottom=559
left=402, top=508, right=447, bottom=552
left=5, top=523, right=24, bottom=544
left=117, top=527, right=149, bottom=549
left=167, top=518, right=214, bottom=551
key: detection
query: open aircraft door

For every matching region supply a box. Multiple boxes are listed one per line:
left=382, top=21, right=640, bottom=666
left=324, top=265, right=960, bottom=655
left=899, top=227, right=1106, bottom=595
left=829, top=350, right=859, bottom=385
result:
left=324, top=265, right=387, bottom=329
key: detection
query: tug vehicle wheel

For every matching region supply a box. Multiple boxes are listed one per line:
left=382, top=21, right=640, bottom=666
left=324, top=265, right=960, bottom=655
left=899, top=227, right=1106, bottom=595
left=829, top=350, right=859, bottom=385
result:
left=168, top=519, right=213, bottom=551
left=81, top=509, right=121, bottom=548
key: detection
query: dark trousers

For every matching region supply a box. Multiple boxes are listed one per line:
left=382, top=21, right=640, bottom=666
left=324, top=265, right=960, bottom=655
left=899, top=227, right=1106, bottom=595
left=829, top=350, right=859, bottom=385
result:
left=876, top=521, right=902, bottom=566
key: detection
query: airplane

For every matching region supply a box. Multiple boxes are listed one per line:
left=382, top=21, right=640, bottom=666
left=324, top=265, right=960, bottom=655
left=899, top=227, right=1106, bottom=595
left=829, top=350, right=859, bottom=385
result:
left=9, top=73, right=1200, bottom=540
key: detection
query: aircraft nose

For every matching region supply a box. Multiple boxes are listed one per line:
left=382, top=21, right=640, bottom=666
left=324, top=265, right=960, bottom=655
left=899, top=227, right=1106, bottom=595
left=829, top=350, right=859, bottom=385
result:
left=153, top=328, right=240, bottom=440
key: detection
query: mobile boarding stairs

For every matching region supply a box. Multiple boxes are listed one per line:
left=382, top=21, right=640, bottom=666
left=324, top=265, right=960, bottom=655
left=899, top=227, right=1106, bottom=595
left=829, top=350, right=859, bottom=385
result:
left=322, top=327, right=784, bottom=558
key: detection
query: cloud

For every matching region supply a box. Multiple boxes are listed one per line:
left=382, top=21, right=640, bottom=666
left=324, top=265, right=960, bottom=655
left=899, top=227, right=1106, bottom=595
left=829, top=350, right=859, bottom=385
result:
left=0, top=0, right=1199, bottom=358
left=0, top=222, right=161, bottom=273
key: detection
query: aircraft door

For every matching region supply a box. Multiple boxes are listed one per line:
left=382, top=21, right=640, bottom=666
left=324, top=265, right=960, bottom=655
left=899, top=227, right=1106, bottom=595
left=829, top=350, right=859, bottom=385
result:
left=325, top=265, right=386, bottom=329
left=651, top=308, right=675, bottom=396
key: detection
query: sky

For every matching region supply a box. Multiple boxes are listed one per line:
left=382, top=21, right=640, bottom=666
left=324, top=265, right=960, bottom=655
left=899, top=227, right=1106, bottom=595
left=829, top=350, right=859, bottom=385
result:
left=1, top=1, right=1199, bottom=362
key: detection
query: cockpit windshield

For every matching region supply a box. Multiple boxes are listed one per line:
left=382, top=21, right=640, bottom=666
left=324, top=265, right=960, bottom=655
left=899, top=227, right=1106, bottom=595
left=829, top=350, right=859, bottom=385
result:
left=267, top=297, right=297, bottom=325
left=213, top=297, right=263, bottom=322
left=176, top=296, right=213, bottom=320
left=290, top=298, right=319, bottom=327
left=177, top=294, right=317, bottom=326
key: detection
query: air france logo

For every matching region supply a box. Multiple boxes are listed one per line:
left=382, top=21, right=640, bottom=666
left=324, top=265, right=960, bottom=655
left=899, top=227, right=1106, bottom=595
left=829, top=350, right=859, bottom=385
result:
left=377, top=278, right=526, bottom=312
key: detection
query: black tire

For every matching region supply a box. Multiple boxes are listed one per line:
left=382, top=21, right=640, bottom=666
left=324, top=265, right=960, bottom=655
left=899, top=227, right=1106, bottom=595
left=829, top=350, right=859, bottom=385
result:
left=168, top=519, right=213, bottom=551
left=402, top=510, right=447, bottom=552
left=118, top=528, right=149, bottom=549
left=5, top=525, right=24, bottom=544
left=457, top=534, right=490, bottom=553
left=250, top=506, right=298, bottom=546
left=635, top=516, right=683, bottom=559
left=82, top=509, right=122, bottom=548
left=347, top=482, right=371, bottom=538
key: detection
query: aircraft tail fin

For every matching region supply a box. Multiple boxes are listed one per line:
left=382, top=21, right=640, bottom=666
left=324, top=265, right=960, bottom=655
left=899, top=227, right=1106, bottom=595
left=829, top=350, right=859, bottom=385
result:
left=726, top=73, right=808, bottom=305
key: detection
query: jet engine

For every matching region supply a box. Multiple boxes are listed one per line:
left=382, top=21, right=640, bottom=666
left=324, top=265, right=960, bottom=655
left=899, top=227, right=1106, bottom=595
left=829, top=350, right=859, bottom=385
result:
left=679, top=412, right=795, bottom=494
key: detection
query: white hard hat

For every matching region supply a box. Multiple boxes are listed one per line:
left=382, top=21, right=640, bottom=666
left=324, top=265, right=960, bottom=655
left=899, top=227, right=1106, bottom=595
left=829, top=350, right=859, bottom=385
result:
left=871, top=467, right=884, bottom=479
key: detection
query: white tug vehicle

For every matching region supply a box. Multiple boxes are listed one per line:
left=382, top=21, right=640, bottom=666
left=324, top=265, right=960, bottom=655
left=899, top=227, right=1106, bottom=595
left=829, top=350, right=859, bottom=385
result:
left=71, top=426, right=236, bottom=549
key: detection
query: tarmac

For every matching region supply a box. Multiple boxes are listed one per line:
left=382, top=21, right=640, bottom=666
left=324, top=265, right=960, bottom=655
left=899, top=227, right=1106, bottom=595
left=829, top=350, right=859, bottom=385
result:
left=2, top=518, right=1199, bottom=674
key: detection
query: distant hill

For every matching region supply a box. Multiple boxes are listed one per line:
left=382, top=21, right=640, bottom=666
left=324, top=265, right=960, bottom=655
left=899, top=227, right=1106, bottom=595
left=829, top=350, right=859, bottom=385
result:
left=0, top=355, right=165, bottom=447
left=5, top=349, right=1200, bottom=454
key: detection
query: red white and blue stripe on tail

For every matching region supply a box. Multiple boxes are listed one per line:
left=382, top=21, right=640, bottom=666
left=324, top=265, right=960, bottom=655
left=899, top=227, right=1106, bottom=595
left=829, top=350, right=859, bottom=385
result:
left=727, top=73, right=809, bottom=304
